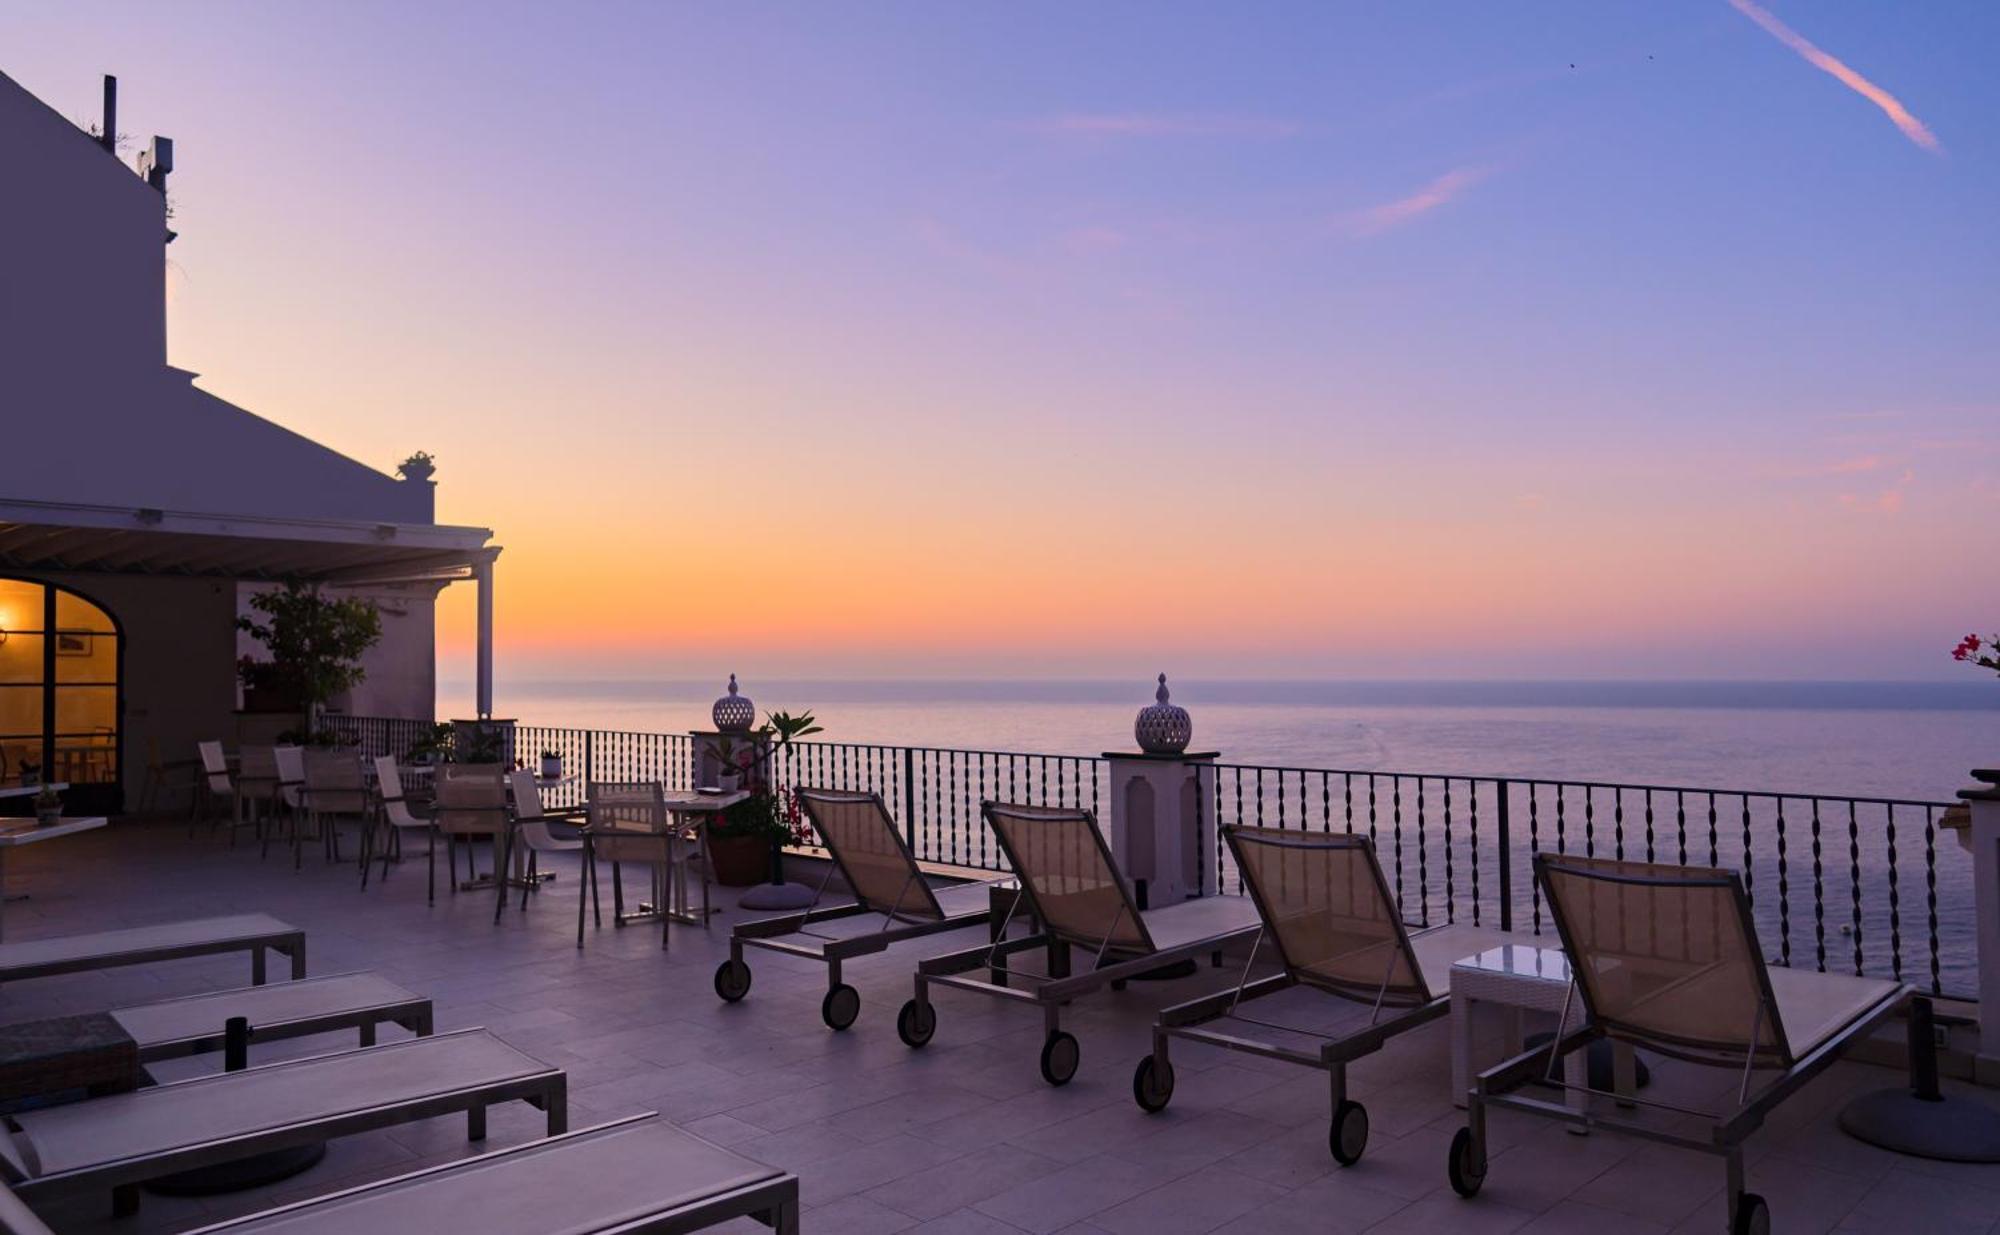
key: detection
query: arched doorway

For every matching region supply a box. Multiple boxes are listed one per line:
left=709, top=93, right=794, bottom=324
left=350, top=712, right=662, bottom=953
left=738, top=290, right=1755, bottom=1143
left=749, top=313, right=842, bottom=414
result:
left=0, top=578, right=122, bottom=813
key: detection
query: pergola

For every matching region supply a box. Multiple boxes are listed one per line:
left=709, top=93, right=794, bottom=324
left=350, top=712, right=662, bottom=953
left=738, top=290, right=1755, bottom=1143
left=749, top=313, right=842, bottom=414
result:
left=0, top=498, right=501, bottom=715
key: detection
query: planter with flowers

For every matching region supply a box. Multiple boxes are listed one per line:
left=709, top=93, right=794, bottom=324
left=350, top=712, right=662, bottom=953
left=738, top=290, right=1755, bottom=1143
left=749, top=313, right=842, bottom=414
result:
left=539, top=750, right=562, bottom=779
left=700, top=708, right=822, bottom=888
left=1941, top=633, right=1999, bottom=852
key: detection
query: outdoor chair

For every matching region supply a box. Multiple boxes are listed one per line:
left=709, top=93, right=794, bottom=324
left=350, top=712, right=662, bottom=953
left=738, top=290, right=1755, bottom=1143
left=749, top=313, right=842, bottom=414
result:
left=1132, top=827, right=1515, bottom=1164
left=236, top=745, right=282, bottom=844
left=257, top=746, right=308, bottom=864
left=434, top=763, right=510, bottom=903
left=579, top=782, right=676, bottom=950
left=900, top=800, right=1262, bottom=1085
left=160, top=1113, right=800, bottom=1235
left=188, top=740, right=250, bottom=844
left=110, top=971, right=432, bottom=1062
left=359, top=756, right=435, bottom=895
left=137, top=736, right=200, bottom=817
left=300, top=747, right=369, bottom=866
left=717, top=787, right=1011, bottom=1031
left=0, top=914, right=304, bottom=986
left=0, top=1028, right=565, bottom=1218
left=493, top=769, right=581, bottom=923
left=1446, top=853, right=1908, bottom=1235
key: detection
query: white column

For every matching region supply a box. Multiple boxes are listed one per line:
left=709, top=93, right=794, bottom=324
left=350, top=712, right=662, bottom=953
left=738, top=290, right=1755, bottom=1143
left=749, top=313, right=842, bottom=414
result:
left=474, top=556, right=494, bottom=719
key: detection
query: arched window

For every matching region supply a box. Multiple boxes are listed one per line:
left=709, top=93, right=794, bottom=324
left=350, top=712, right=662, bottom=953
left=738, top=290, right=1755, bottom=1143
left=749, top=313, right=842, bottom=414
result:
left=0, top=578, right=121, bottom=800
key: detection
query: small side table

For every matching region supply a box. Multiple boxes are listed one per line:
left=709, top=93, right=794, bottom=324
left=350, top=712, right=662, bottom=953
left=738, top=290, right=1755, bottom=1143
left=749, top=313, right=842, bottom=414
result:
left=1450, top=944, right=1634, bottom=1128
left=0, top=1012, right=139, bottom=1104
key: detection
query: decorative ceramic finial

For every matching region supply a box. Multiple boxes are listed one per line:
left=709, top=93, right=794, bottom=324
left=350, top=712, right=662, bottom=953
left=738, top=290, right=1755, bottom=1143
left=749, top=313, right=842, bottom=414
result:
left=1135, top=672, right=1192, bottom=754
left=712, top=673, right=755, bottom=732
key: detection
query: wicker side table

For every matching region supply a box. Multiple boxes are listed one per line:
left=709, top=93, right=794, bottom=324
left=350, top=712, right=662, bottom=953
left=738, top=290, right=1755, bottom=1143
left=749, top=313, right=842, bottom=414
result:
left=0, top=1012, right=139, bottom=1103
left=1450, top=944, right=1634, bottom=1127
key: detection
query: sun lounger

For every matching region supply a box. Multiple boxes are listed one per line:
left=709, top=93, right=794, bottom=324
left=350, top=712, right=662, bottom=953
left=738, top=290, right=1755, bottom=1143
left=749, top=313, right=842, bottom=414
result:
left=171, top=1113, right=799, bottom=1235
left=715, top=787, right=1011, bottom=1030
left=110, top=971, right=432, bottom=1062
left=1133, top=826, right=1517, bottom=1164
left=0, top=914, right=304, bottom=986
left=899, top=800, right=1262, bottom=1085
left=1447, top=853, right=1908, bottom=1235
left=0, top=1028, right=565, bottom=1217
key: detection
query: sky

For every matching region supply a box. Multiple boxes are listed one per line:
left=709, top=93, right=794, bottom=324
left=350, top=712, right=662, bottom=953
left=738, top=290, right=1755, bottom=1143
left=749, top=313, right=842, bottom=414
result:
left=4, top=2, right=1997, bottom=682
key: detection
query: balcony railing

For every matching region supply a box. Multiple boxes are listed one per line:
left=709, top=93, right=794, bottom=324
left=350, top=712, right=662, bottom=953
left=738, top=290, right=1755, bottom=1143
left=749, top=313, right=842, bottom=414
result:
left=321, top=715, right=1967, bottom=997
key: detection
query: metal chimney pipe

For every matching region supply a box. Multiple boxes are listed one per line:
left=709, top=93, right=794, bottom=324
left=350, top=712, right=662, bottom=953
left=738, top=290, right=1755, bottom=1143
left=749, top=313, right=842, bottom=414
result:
left=100, top=75, right=116, bottom=152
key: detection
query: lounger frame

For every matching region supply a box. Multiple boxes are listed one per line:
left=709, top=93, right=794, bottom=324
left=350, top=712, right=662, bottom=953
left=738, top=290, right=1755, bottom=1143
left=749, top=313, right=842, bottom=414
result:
left=1139, top=829, right=1502, bottom=1161
left=179, top=1114, right=799, bottom=1235
left=1455, top=856, right=1908, bottom=1233
left=0, top=915, right=305, bottom=986
left=724, top=789, right=1009, bottom=1026
left=116, top=971, right=434, bottom=1062
left=6, top=1028, right=566, bottom=1215
left=904, top=801, right=1258, bottom=1083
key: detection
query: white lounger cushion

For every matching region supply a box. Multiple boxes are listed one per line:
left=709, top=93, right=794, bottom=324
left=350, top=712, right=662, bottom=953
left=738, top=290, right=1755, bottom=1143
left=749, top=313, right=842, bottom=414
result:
left=1138, top=894, right=1264, bottom=953
left=190, top=1117, right=788, bottom=1234
left=1757, top=965, right=1902, bottom=1057
left=0, top=914, right=296, bottom=974
left=109, top=972, right=423, bottom=1050
left=8, top=1031, right=550, bottom=1180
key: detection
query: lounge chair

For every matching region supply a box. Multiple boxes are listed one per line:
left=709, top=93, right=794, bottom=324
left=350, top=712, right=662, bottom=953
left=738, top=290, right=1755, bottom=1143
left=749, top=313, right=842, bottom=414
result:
left=169, top=1112, right=799, bottom=1234
left=1447, top=853, right=1908, bottom=1235
left=900, top=800, right=1262, bottom=1085
left=0, top=914, right=304, bottom=986
left=110, top=971, right=432, bottom=1062
left=715, top=787, right=1010, bottom=1030
left=1, top=1028, right=565, bottom=1217
left=1133, top=827, right=1516, bottom=1164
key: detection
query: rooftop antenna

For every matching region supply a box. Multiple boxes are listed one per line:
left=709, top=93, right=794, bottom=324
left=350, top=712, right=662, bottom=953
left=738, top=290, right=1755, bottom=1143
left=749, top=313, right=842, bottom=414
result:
left=99, top=74, right=116, bottom=152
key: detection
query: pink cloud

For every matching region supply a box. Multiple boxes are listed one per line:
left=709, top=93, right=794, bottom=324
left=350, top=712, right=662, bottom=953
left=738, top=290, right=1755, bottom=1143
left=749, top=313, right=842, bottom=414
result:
left=1035, top=113, right=1300, bottom=140
left=1726, top=0, right=1943, bottom=154
left=1778, top=454, right=1884, bottom=478
left=1339, top=167, right=1489, bottom=237
left=1838, top=468, right=1914, bottom=514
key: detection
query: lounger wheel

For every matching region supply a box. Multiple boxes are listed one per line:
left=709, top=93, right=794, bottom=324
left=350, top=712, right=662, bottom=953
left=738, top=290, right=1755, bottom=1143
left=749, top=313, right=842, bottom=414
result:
left=821, top=984, right=861, bottom=1031
left=1731, top=1193, right=1769, bottom=1235
left=1329, top=1099, right=1369, bottom=1165
left=897, top=999, right=936, bottom=1048
left=1039, top=1031, right=1080, bottom=1086
left=713, top=960, right=752, bottom=1003
left=1131, top=1055, right=1174, bottom=1113
left=1446, top=1126, right=1486, bottom=1198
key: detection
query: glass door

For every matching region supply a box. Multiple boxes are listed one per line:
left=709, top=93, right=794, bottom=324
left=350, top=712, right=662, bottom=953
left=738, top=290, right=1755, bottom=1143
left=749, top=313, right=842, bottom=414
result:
left=0, top=579, right=121, bottom=812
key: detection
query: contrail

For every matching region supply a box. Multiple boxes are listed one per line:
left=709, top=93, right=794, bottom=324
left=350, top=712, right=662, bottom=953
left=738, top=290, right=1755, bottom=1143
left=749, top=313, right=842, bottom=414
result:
left=1726, top=0, right=1942, bottom=154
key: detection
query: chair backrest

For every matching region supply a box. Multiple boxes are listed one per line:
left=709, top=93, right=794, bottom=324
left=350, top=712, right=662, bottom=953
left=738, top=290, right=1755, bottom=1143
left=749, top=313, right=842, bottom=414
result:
left=982, top=801, right=1152, bottom=953
left=239, top=744, right=279, bottom=790
left=510, top=770, right=569, bottom=851
left=274, top=746, right=306, bottom=806
left=1535, top=853, right=1792, bottom=1068
left=435, top=763, right=508, bottom=836
left=1224, top=826, right=1431, bottom=1006
left=797, top=788, right=942, bottom=920
left=197, top=740, right=231, bottom=792
left=588, top=782, right=670, bottom=862
left=304, top=748, right=366, bottom=796
left=373, top=756, right=425, bottom=828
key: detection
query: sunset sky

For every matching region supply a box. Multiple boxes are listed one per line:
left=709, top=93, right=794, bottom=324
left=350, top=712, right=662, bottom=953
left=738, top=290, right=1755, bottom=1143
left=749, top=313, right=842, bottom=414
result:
left=5, top=3, right=1996, bottom=682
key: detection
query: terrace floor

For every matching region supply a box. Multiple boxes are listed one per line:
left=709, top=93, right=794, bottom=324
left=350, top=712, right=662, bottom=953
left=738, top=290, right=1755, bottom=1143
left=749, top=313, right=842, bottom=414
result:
left=7, top=817, right=2000, bottom=1235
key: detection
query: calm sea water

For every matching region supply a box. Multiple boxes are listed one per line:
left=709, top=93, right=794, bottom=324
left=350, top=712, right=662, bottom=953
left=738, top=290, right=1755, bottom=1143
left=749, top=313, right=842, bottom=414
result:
left=442, top=678, right=2000, bottom=991
left=451, top=678, right=1999, bottom=804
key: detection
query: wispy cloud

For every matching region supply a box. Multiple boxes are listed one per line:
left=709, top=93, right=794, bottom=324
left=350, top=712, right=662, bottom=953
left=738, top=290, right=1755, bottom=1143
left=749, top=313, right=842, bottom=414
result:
left=1725, top=0, right=1943, bottom=154
left=1339, top=167, right=1488, bottom=237
left=1034, top=113, right=1301, bottom=140
left=1839, top=468, right=1914, bottom=514
left=1778, top=454, right=1884, bottom=478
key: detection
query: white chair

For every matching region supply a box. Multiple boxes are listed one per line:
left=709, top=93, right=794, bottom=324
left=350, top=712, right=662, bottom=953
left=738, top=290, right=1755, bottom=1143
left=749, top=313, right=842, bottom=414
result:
left=580, top=783, right=676, bottom=950
left=302, top=748, right=368, bottom=867
left=189, top=741, right=249, bottom=844
left=260, top=746, right=308, bottom=864
left=237, top=745, right=282, bottom=843
left=361, top=757, right=437, bottom=897
left=434, top=764, right=510, bottom=904
left=494, top=770, right=583, bottom=923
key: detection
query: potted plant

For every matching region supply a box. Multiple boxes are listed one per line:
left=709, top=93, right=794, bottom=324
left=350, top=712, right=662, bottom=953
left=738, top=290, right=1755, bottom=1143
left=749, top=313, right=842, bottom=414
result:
left=237, top=583, right=383, bottom=733
left=406, top=723, right=453, bottom=765
left=15, top=758, right=39, bottom=789
left=700, top=710, right=823, bottom=886
left=1943, top=633, right=1999, bottom=852
left=539, top=749, right=562, bottom=779
left=397, top=451, right=436, bottom=482
left=33, top=785, right=61, bottom=827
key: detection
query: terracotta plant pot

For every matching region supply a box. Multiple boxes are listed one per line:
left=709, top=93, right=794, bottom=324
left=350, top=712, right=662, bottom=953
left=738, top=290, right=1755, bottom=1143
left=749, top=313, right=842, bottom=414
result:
left=708, top=832, right=771, bottom=887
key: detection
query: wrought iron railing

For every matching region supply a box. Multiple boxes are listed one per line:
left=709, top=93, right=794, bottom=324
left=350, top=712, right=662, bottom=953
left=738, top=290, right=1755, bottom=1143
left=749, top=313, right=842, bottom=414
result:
left=319, top=716, right=1967, bottom=996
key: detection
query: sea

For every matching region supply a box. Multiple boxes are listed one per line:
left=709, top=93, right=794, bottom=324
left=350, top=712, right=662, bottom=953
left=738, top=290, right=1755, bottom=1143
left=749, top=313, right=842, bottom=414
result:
left=440, top=678, right=2000, bottom=992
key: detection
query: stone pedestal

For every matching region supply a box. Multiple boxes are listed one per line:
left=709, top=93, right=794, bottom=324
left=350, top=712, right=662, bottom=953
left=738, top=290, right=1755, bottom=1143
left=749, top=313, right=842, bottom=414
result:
left=1967, top=778, right=2000, bottom=1083
left=691, top=730, right=771, bottom=791
left=1104, top=752, right=1218, bottom=907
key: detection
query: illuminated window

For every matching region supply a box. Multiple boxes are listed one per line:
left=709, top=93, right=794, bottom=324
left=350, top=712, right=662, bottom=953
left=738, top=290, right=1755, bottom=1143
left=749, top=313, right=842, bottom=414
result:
left=0, top=579, right=120, bottom=789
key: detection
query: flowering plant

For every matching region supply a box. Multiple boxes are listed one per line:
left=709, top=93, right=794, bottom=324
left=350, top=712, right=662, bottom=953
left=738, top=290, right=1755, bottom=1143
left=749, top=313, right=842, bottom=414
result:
left=1953, top=633, right=2000, bottom=677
